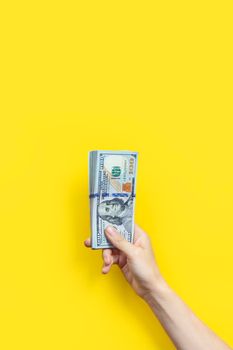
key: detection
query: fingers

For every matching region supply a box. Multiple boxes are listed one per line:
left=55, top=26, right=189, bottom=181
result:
left=102, top=249, right=112, bottom=265
left=84, top=239, right=116, bottom=273
left=84, top=224, right=149, bottom=249
left=102, top=264, right=112, bottom=274
left=134, top=223, right=148, bottom=239
left=104, top=226, right=134, bottom=257
left=101, top=250, right=119, bottom=274
left=134, top=223, right=151, bottom=248
left=84, top=224, right=151, bottom=252
left=102, top=249, right=113, bottom=274
left=84, top=236, right=121, bottom=274
left=84, top=237, right=91, bottom=247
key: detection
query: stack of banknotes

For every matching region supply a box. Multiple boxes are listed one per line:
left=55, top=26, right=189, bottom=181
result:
left=89, top=150, right=138, bottom=249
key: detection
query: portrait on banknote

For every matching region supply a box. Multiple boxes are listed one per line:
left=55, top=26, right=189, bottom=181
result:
left=97, top=196, right=133, bottom=232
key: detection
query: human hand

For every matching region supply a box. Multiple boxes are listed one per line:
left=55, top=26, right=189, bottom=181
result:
left=84, top=224, right=166, bottom=299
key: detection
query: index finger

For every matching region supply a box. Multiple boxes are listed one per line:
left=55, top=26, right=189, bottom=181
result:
left=84, top=237, right=91, bottom=247
left=102, top=248, right=113, bottom=265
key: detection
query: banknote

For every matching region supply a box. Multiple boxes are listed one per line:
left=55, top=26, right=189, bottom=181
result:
left=89, top=150, right=138, bottom=249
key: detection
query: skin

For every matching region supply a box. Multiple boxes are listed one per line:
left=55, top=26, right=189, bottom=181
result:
left=84, top=224, right=232, bottom=350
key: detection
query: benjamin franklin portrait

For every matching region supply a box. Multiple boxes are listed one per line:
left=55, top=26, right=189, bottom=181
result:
left=97, top=196, right=134, bottom=232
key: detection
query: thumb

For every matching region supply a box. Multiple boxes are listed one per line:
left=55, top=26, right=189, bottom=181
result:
left=105, top=226, right=134, bottom=257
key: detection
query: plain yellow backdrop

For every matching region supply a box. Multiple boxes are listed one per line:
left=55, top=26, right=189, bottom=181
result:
left=0, top=1, right=233, bottom=349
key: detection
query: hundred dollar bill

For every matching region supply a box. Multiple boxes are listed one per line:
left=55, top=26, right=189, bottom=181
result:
left=89, top=150, right=138, bottom=249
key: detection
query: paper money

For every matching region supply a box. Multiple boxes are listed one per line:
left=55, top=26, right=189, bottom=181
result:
left=89, top=150, right=138, bottom=249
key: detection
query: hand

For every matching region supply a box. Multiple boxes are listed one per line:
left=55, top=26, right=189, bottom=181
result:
left=84, top=224, right=165, bottom=299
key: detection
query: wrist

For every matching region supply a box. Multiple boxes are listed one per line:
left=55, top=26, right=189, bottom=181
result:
left=143, top=275, right=171, bottom=305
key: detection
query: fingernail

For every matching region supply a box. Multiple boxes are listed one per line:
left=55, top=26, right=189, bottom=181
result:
left=105, top=225, right=117, bottom=237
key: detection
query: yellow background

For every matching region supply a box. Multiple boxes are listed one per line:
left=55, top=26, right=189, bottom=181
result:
left=0, top=1, right=233, bottom=349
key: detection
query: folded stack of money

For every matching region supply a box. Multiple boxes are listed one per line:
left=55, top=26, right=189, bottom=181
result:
left=89, top=150, right=138, bottom=249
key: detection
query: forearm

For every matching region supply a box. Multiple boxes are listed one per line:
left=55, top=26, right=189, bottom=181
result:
left=144, top=280, right=231, bottom=350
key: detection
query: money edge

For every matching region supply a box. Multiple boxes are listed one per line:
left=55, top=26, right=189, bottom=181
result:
left=89, top=151, right=138, bottom=250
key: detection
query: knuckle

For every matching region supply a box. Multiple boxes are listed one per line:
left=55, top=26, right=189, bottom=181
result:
left=132, top=246, right=141, bottom=257
left=115, top=235, right=125, bottom=244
